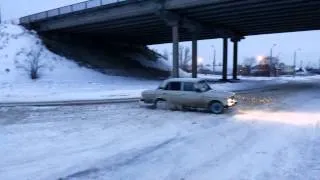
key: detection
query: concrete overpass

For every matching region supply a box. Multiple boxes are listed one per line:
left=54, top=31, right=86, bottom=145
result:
left=20, top=0, right=320, bottom=79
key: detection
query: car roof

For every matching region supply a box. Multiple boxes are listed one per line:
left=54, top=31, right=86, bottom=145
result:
left=164, top=78, right=205, bottom=83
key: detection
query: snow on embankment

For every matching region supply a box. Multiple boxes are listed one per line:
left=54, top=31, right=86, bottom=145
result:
left=0, top=23, right=107, bottom=82
left=0, top=24, right=160, bottom=102
left=132, top=52, right=189, bottom=77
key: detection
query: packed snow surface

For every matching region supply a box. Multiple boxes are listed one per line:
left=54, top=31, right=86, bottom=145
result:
left=1, top=78, right=320, bottom=180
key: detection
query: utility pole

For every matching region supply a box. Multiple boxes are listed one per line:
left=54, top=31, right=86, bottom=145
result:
left=318, top=57, right=320, bottom=70
left=0, top=6, right=2, bottom=23
left=212, top=45, right=216, bottom=74
left=269, top=44, right=277, bottom=77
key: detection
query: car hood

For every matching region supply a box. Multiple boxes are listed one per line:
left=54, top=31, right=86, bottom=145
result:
left=205, top=90, right=235, bottom=98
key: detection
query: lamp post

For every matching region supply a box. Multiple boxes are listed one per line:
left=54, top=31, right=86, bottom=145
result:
left=275, top=52, right=281, bottom=76
left=0, top=6, right=2, bottom=23
left=293, top=48, right=301, bottom=77
left=211, top=45, right=216, bottom=74
left=276, top=52, right=281, bottom=59
left=269, top=44, right=277, bottom=76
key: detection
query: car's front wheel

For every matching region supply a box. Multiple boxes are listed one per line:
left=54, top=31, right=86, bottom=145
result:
left=209, top=101, right=224, bottom=114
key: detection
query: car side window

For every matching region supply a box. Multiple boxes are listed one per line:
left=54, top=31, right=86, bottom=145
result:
left=183, top=82, right=195, bottom=91
left=165, top=82, right=181, bottom=91
left=195, top=81, right=211, bottom=92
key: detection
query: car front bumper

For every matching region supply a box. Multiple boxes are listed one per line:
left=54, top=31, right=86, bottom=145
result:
left=139, top=99, right=155, bottom=107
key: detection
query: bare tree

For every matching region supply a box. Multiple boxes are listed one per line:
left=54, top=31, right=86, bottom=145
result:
left=16, top=46, right=45, bottom=80
left=179, top=45, right=191, bottom=71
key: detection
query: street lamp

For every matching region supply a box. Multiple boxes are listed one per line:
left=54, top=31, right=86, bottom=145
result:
left=269, top=44, right=277, bottom=76
left=198, top=57, right=204, bottom=65
left=0, top=6, right=2, bottom=23
left=275, top=52, right=281, bottom=77
left=293, top=48, right=301, bottom=76
left=257, top=55, right=265, bottom=63
left=211, top=45, right=216, bottom=73
left=276, top=52, right=281, bottom=59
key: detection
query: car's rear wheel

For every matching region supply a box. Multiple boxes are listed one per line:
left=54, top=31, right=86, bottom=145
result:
left=209, top=101, right=224, bottom=114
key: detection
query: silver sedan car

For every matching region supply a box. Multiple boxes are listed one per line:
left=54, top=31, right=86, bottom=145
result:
left=140, top=78, right=237, bottom=114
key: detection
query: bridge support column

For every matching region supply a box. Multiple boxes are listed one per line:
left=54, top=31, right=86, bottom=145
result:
left=192, top=33, right=198, bottom=78
left=172, top=23, right=180, bottom=78
left=232, top=38, right=239, bottom=80
left=222, top=38, right=228, bottom=81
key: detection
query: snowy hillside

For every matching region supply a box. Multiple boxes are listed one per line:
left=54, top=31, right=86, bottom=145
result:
left=0, top=23, right=163, bottom=102
left=0, top=23, right=109, bottom=82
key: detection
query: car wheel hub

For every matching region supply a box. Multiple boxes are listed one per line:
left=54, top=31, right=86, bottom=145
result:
left=211, top=103, right=223, bottom=113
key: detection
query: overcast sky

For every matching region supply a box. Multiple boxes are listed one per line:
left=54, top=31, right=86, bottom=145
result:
left=1, top=0, right=320, bottom=68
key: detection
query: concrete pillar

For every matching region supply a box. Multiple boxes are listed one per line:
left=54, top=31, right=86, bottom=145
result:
left=232, top=39, right=239, bottom=80
left=172, top=24, right=179, bottom=78
left=222, top=38, right=228, bottom=81
left=192, top=33, right=198, bottom=78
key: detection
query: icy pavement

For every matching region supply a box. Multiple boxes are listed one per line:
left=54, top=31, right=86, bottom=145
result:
left=0, top=80, right=158, bottom=103
left=1, top=80, right=320, bottom=180
left=0, top=76, right=297, bottom=103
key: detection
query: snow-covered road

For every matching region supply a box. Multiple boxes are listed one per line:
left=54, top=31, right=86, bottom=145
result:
left=1, top=80, right=320, bottom=180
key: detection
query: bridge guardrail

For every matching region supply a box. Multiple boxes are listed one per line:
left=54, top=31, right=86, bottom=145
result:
left=20, top=0, right=126, bottom=24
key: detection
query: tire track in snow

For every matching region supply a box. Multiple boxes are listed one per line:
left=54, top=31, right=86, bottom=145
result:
left=60, top=137, right=179, bottom=180
left=292, top=119, right=320, bottom=180
left=183, top=121, right=265, bottom=179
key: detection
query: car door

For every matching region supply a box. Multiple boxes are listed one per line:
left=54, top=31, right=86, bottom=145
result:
left=180, top=82, right=204, bottom=108
left=163, top=81, right=182, bottom=105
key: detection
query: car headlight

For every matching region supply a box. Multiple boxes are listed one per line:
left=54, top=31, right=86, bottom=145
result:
left=227, top=97, right=237, bottom=106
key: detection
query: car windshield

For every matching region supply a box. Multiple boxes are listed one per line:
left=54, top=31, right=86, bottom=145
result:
left=158, top=81, right=166, bottom=89
left=195, top=81, right=211, bottom=92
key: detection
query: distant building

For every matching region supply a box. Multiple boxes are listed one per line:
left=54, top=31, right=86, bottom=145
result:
left=278, top=64, right=295, bottom=75
left=251, top=64, right=270, bottom=76
left=238, top=65, right=250, bottom=76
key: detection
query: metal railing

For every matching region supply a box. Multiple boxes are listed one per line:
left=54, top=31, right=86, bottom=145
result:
left=20, top=0, right=126, bottom=24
